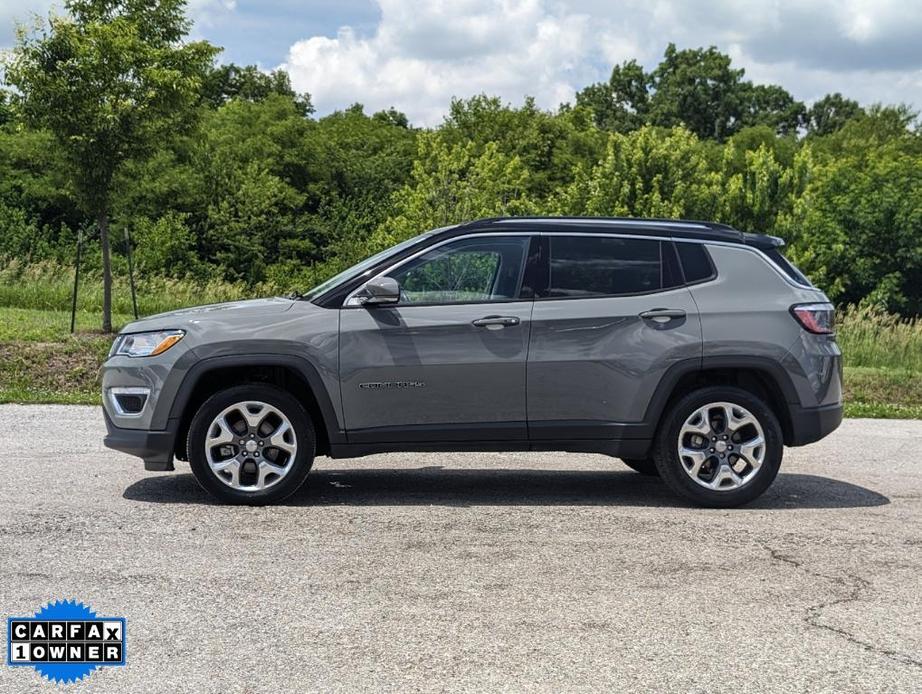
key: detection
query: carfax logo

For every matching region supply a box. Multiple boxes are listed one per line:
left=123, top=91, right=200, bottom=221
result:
left=7, top=599, right=126, bottom=684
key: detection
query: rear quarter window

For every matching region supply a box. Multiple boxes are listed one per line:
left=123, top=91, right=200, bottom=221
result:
left=764, top=248, right=814, bottom=287
left=676, top=242, right=716, bottom=284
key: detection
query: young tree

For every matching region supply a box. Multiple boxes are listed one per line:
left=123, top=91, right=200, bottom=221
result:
left=5, top=0, right=217, bottom=331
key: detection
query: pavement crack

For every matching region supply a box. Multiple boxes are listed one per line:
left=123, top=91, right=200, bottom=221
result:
left=764, top=545, right=922, bottom=671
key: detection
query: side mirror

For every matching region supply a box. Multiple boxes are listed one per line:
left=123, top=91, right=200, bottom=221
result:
left=355, top=276, right=400, bottom=305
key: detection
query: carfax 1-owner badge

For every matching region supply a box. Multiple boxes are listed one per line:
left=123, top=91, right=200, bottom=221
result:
left=7, top=599, right=126, bottom=684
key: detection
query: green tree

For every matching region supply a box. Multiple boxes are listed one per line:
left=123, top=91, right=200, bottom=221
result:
left=555, top=126, right=722, bottom=220
left=739, top=83, right=805, bottom=135
left=202, top=63, right=313, bottom=116
left=718, top=143, right=811, bottom=234
left=805, top=93, right=864, bottom=136
left=206, top=162, right=306, bottom=284
left=581, top=46, right=805, bottom=140
left=4, top=0, right=217, bottom=331
left=374, top=134, right=535, bottom=251
left=372, top=107, right=410, bottom=129
left=440, top=95, right=605, bottom=198
left=785, top=118, right=922, bottom=313
left=0, top=89, right=13, bottom=127
left=576, top=59, right=649, bottom=132
left=647, top=44, right=746, bottom=141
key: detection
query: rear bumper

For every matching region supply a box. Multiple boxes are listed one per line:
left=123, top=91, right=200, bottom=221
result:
left=103, top=410, right=177, bottom=471
left=787, top=402, right=843, bottom=446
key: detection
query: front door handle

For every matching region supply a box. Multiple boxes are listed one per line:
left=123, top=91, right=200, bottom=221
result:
left=639, top=308, right=686, bottom=323
left=472, top=315, right=520, bottom=329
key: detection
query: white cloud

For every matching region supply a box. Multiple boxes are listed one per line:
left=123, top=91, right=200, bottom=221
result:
left=282, top=0, right=922, bottom=125
left=283, top=0, right=595, bottom=125
left=187, top=0, right=237, bottom=24
left=5, top=0, right=921, bottom=121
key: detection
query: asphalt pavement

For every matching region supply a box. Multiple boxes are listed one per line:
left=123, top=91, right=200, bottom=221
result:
left=1, top=405, right=921, bottom=693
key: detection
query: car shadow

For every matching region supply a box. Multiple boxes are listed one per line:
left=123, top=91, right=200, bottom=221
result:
left=122, top=467, right=890, bottom=510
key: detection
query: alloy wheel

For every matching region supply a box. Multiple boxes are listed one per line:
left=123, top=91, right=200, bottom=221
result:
left=676, top=401, right=766, bottom=491
left=204, top=400, right=298, bottom=492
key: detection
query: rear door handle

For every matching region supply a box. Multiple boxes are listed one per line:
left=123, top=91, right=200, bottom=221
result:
left=472, top=315, right=520, bottom=329
left=639, top=308, right=686, bottom=323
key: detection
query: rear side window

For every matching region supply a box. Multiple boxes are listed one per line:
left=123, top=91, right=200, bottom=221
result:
left=764, top=248, right=813, bottom=287
left=547, top=236, right=663, bottom=298
left=676, top=242, right=716, bottom=283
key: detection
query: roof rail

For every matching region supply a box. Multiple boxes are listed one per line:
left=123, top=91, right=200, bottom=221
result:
left=457, top=216, right=782, bottom=250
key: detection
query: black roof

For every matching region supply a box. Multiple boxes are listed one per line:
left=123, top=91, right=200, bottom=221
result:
left=454, top=216, right=783, bottom=250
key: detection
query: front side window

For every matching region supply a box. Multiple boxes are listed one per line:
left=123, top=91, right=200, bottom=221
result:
left=388, top=236, right=530, bottom=305
left=547, top=236, right=664, bottom=298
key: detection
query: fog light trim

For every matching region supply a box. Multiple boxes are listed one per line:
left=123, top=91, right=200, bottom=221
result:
left=109, top=387, right=150, bottom=416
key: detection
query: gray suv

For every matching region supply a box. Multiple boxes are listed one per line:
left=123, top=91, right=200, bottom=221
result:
left=102, top=217, right=843, bottom=507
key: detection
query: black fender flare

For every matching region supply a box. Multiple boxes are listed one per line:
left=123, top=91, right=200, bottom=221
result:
left=165, top=353, right=345, bottom=448
left=641, top=355, right=799, bottom=435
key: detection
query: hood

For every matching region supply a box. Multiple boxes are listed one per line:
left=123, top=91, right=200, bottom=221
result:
left=119, top=297, right=295, bottom=333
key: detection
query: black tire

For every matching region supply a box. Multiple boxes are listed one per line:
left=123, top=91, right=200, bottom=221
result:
left=621, top=458, right=660, bottom=476
left=187, top=384, right=315, bottom=505
left=652, top=386, right=783, bottom=508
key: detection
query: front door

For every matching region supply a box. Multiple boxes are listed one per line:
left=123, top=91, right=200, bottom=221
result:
left=339, top=235, right=534, bottom=443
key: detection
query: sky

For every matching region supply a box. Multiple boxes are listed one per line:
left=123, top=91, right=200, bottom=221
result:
left=3, top=0, right=922, bottom=126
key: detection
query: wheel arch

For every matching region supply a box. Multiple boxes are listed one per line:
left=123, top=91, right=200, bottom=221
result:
left=644, top=356, right=797, bottom=445
left=168, top=355, right=344, bottom=460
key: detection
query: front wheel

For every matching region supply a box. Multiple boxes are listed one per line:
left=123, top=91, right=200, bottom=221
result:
left=187, top=384, right=316, bottom=505
left=652, top=386, right=783, bottom=508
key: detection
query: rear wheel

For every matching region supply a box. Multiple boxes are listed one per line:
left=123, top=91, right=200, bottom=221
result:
left=620, top=458, right=659, bottom=476
left=187, top=384, right=315, bottom=505
left=652, top=386, right=782, bottom=507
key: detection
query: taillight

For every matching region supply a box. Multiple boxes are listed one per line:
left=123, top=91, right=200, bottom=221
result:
left=791, top=303, right=835, bottom=334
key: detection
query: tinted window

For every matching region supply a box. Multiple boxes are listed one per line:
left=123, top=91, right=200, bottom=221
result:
left=548, top=236, right=662, bottom=298
left=765, top=248, right=813, bottom=287
left=676, top=242, right=715, bottom=283
left=389, top=236, right=529, bottom=304
left=662, top=241, right=684, bottom=289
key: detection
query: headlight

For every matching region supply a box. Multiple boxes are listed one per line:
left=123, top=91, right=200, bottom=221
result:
left=110, top=330, right=185, bottom=358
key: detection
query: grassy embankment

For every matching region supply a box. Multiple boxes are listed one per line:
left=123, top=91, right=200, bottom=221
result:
left=1, top=265, right=921, bottom=418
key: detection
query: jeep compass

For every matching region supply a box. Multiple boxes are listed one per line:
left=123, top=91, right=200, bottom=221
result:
left=102, top=217, right=843, bottom=506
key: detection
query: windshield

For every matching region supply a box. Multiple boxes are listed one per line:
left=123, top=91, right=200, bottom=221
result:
left=301, top=229, right=446, bottom=301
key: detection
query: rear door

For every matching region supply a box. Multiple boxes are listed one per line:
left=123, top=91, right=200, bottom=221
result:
left=527, top=234, right=702, bottom=440
left=339, top=234, right=536, bottom=443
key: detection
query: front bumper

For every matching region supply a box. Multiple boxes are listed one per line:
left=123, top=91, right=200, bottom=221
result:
left=103, top=409, right=178, bottom=471
left=786, top=402, right=843, bottom=446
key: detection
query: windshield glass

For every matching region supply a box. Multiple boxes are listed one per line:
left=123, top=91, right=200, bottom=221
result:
left=301, top=229, right=446, bottom=300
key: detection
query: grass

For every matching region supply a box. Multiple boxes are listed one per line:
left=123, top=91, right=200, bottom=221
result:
left=836, top=306, right=922, bottom=372
left=1, top=271, right=921, bottom=419
left=842, top=366, right=922, bottom=418
left=0, top=306, right=135, bottom=341
left=0, top=260, right=258, bottom=316
left=0, top=329, right=110, bottom=405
